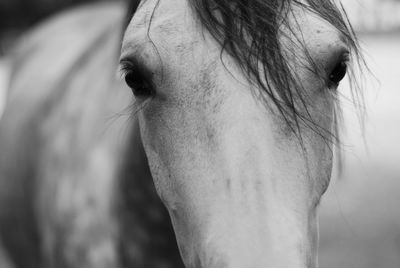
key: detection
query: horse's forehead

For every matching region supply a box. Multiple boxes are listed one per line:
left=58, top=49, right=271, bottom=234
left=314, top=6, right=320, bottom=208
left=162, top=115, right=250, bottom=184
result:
left=121, top=0, right=214, bottom=76
left=122, top=0, right=196, bottom=56
left=124, top=0, right=342, bottom=55
left=128, top=0, right=189, bottom=34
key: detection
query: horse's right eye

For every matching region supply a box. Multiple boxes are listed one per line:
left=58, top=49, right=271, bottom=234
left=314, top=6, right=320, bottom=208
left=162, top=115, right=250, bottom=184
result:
left=124, top=70, right=154, bottom=98
left=120, top=59, right=155, bottom=98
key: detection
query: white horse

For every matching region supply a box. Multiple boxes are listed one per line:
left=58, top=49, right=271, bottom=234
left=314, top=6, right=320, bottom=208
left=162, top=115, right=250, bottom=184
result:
left=0, top=0, right=363, bottom=267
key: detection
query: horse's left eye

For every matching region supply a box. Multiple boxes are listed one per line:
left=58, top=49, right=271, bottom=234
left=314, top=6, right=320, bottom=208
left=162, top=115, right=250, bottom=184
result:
left=329, top=60, right=348, bottom=85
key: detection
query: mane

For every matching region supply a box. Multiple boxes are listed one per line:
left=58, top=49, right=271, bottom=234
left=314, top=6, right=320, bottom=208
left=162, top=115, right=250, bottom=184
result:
left=126, top=0, right=365, bottom=145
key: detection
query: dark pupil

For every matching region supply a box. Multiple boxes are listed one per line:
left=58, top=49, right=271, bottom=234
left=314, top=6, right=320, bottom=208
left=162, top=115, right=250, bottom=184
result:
left=329, top=61, right=347, bottom=84
left=125, top=71, right=152, bottom=97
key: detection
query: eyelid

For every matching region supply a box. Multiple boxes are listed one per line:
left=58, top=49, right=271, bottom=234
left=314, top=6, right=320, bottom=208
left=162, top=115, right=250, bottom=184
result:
left=324, top=47, right=350, bottom=75
left=119, top=59, right=134, bottom=77
left=118, top=59, right=134, bottom=82
left=340, top=50, right=350, bottom=63
left=118, top=57, right=153, bottom=82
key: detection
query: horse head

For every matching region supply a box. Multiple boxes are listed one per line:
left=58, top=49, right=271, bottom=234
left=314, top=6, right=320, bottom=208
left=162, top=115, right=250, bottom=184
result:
left=120, top=0, right=362, bottom=267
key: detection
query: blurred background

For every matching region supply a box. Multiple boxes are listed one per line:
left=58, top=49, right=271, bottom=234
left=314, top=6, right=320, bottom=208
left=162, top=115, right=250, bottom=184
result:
left=0, top=0, right=399, bottom=267
left=320, top=1, right=400, bottom=268
left=0, top=0, right=105, bottom=55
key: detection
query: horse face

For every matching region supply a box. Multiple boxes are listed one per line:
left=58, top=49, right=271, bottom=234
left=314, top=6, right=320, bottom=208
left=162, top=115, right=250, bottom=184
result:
left=121, top=0, right=350, bottom=266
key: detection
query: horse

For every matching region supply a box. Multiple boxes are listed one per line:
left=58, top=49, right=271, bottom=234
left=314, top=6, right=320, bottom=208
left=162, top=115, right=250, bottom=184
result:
left=0, top=0, right=363, bottom=267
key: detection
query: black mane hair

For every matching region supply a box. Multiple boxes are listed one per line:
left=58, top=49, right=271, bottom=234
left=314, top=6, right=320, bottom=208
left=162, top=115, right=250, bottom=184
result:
left=126, top=0, right=365, bottom=144
left=189, top=0, right=365, bottom=144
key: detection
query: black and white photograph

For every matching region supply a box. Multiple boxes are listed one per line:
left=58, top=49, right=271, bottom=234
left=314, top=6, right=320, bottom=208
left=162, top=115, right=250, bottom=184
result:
left=0, top=0, right=399, bottom=267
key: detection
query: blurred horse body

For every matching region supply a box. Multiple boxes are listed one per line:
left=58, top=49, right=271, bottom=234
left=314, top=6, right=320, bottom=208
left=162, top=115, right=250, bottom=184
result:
left=0, top=58, right=10, bottom=118
left=0, top=2, right=182, bottom=267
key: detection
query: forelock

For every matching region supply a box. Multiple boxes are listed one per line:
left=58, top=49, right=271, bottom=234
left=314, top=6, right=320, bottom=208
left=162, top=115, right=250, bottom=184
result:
left=187, top=0, right=365, bottom=144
